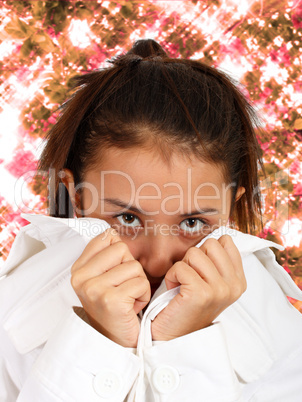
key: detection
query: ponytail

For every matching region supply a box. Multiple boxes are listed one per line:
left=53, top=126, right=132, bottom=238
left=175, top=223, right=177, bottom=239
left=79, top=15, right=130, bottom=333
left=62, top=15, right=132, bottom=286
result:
left=39, top=39, right=263, bottom=233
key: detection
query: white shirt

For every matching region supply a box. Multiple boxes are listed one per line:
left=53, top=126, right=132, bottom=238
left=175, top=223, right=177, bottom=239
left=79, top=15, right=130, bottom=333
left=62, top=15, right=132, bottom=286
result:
left=0, top=214, right=302, bottom=401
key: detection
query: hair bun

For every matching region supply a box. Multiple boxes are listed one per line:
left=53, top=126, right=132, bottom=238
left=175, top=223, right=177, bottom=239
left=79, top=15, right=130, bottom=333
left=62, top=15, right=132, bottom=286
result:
left=110, top=53, right=143, bottom=67
left=109, top=40, right=168, bottom=67
left=128, top=39, right=167, bottom=59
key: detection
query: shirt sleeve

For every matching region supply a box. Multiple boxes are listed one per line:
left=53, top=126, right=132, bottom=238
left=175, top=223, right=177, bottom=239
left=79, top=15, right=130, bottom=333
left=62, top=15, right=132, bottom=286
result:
left=241, top=344, right=302, bottom=401
left=16, top=309, right=141, bottom=402
left=0, top=357, right=19, bottom=402
left=143, top=322, right=242, bottom=402
left=141, top=250, right=302, bottom=402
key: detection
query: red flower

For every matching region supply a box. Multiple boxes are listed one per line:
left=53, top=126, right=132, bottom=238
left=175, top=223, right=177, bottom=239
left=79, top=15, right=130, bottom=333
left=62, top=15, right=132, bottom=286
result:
left=3, top=211, right=29, bottom=227
left=292, top=5, right=302, bottom=29
left=269, top=44, right=291, bottom=67
left=48, top=116, right=57, bottom=125
left=290, top=160, right=301, bottom=175
left=259, top=87, right=273, bottom=100
left=87, top=46, right=107, bottom=70
left=220, top=38, right=246, bottom=58
left=293, top=182, right=302, bottom=196
left=283, top=265, right=291, bottom=274
left=293, top=81, right=302, bottom=92
left=5, top=150, right=37, bottom=178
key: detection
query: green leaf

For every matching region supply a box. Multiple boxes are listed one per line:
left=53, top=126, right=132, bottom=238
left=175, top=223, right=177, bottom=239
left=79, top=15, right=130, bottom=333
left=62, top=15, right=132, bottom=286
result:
left=120, top=4, right=133, bottom=19
left=75, top=2, right=94, bottom=20
left=32, top=105, right=51, bottom=120
left=34, top=33, right=56, bottom=52
left=46, top=1, right=61, bottom=9
left=20, top=37, right=34, bottom=57
left=4, top=17, right=30, bottom=39
left=44, top=1, right=70, bottom=34
left=101, top=6, right=110, bottom=15
left=31, top=0, right=45, bottom=19
left=294, top=119, right=302, bottom=130
left=17, top=17, right=29, bottom=33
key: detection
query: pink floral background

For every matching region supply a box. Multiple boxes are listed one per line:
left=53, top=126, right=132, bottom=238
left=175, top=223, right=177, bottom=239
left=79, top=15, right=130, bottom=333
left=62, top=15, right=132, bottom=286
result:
left=0, top=0, right=301, bottom=311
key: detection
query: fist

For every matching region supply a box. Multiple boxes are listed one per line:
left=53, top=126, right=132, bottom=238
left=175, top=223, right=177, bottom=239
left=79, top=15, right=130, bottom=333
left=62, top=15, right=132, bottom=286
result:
left=71, top=229, right=151, bottom=347
left=151, top=235, right=247, bottom=341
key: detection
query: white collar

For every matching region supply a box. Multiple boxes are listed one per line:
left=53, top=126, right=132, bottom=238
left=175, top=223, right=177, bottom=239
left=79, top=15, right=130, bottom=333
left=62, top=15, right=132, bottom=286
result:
left=1, top=213, right=301, bottom=369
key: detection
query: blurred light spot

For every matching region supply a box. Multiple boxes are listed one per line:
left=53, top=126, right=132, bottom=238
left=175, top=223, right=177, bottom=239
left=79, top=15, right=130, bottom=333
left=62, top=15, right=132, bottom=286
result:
left=281, top=219, right=302, bottom=248
left=68, top=20, right=94, bottom=48
left=0, top=40, right=16, bottom=60
left=0, top=105, right=19, bottom=160
left=261, top=59, right=289, bottom=84
left=0, top=165, right=20, bottom=205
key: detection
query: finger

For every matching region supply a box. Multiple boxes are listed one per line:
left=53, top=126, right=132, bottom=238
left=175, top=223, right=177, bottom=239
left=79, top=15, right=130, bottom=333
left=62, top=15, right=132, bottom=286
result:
left=117, top=277, right=151, bottom=314
left=72, top=228, right=121, bottom=272
left=217, top=235, right=244, bottom=279
left=165, top=261, right=209, bottom=291
left=96, top=260, right=146, bottom=288
left=218, top=235, right=247, bottom=293
left=181, top=247, right=222, bottom=285
left=198, top=237, right=238, bottom=282
left=71, top=241, right=135, bottom=287
left=73, top=260, right=145, bottom=295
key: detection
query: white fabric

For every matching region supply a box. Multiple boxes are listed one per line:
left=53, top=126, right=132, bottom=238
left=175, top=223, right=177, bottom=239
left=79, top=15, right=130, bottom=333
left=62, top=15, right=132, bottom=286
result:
left=0, top=213, right=302, bottom=401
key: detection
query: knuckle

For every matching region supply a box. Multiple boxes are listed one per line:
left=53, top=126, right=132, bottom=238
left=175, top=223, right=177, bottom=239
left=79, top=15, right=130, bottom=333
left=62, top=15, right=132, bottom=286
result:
left=173, top=260, right=187, bottom=271
left=97, top=227, right=117, bottom=241
left=226, top=280, right=242, bottom=302
left=70, top=272, right=81, bottom=291
left=141, top=276, right=151, bottom=291
left=84, top=228, right=120, bottom=252
left=203, top=287, right=214, bottom=303
left=219, top=234, right=233, bottom=244
left=108, top=227, right=120, bottom=239
left=115, top=241, right=129, bottom=255
left=131, top=260, right=144, bottom=275
left=101, top=227, right=121, bottom=245
left=199, top=238, right=218, bottom=255
left=222, top=284, right=232, bottom=300
left=71, top=261, right=78, bottom=274
left=216, top=282, right=230, bottom=301
left=185, top=246, right=200, bottom=261
left=233, top=279, right=247, bottom=299
left=100, top=290, right=115, bottom=309
left=202, top=238, right=218, bottom=249
left=81, top=280, right=102, bottom=303
left=205, top=238, right=218, bottom=246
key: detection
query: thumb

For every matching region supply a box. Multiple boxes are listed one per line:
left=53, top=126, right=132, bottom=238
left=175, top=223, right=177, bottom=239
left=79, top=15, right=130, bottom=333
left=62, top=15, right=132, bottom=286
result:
left=164, top=262, right=186, bottom=291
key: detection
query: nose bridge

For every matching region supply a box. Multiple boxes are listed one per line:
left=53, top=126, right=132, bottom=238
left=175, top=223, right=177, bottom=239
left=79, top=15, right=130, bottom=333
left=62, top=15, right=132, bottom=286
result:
left=139, top=230, right=183, bottom=277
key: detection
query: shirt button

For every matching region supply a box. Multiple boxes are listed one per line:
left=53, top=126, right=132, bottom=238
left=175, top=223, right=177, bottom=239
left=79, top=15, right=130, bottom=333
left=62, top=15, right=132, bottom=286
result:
left=152, top=365, right=180, bottom=394
left=93, top=369, right=122, bottom=398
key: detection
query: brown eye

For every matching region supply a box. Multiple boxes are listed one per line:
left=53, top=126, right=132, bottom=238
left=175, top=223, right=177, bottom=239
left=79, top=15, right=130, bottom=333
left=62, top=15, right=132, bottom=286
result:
left=122, top=214, right=135, bottom=224
left=186, top=218, right=198, bottom=228
left=180, top=218, right=204, bottom=233
left=116, top=214, right=141, bottom=227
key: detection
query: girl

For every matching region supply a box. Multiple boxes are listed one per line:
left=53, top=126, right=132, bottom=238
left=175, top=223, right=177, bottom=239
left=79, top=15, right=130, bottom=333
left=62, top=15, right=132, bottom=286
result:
left=1, top=39, right=302, bottom=401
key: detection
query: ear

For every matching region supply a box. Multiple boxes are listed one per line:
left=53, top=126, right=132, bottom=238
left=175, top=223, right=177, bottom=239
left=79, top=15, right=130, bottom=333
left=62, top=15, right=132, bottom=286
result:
left=235, top=186, right=245, bottom=202
left=60, top=169, right=81, bottom=216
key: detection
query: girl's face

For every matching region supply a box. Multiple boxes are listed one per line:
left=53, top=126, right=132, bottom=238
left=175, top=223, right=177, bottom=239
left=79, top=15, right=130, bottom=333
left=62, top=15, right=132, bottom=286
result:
left=64, top=147, right=244, bottom=291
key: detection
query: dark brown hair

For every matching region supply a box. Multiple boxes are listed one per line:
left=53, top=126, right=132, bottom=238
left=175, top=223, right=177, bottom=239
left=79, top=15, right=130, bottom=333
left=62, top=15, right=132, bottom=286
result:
left=39, top=39, right=264, bottom=233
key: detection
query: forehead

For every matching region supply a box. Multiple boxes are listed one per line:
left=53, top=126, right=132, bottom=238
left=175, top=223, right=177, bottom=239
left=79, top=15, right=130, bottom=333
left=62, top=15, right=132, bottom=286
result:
left=84, top=147, right=230, bottom=214
left=87, top=147, right=225, bottom=184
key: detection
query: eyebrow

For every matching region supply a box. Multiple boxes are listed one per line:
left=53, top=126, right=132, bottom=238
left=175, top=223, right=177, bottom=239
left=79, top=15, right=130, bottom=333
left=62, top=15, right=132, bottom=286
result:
left=179, top=208, right=219, bottom=217
left=100, top=198, right=144, bottom=215
left=100, top=198, right=220, bottom=216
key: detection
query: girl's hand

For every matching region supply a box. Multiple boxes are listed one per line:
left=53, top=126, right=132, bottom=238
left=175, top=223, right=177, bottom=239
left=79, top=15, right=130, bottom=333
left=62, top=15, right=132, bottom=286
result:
left=71, top=229, right=151, bottom=348
left=151, top=235, right=247, bottom=341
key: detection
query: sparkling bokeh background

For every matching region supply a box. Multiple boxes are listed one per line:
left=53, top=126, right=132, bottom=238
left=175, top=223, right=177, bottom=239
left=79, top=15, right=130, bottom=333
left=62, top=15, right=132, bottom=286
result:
left=0, top=0, right=301, bottom=310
